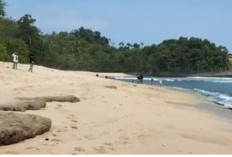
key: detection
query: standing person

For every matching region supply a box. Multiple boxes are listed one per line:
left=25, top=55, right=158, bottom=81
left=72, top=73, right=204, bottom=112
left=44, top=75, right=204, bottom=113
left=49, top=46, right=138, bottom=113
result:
left=159, top=79, right=163, bottom=86
left=12, top=52, right=18, bottom=69
left=151, top=78, right=154, bottom=85
left=140, top=74, right=143, bottom=83
left=28, top=54, right=34, bottom=72
left=137, top=74, right=143, bottom=84
left=137, top=75, right=141, bottom=83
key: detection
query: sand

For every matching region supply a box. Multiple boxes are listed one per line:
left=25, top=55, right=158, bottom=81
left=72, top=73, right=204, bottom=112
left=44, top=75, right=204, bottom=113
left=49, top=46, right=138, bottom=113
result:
left=0, top=61, right=232, bottom=154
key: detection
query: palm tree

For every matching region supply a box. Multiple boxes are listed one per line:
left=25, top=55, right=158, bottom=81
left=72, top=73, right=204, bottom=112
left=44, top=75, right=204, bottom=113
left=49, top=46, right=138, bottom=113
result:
left=119, top=42, right=124, bottom=47
left=126, top=43, right=132, bottom=49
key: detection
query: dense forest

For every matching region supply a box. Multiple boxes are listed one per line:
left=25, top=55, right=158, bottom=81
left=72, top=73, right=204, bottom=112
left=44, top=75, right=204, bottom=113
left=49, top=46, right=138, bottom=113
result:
left=0, top=0, right=230, bottom=75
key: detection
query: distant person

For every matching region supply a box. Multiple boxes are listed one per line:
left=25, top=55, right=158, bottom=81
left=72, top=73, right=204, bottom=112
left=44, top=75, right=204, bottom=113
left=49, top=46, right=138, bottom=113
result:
left=12, top=52, right=18, bottom=69
left=28, top=54, right=34, bottom=72
left=159, top=79, right=163, bottom=86
left=140, top=74, right=143, bottom=83
left=137, top=75, right=140, bottom=83
left=137, top=74, right=143, bottom=83
left=137, top=75, right=141, bottom=83
left=151, top=78, right=154, bottom=85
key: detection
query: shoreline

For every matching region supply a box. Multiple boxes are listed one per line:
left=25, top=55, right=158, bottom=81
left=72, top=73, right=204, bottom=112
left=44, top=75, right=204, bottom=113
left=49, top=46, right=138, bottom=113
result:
left=115, top=75, right=232, bottom=111
left=125, top=72, right=232, bottom=78
left=163, top=86, right=232, bottom=123
left=1, top=62, right=232, bottom=154
left=118, top=78, right=232, bottom=124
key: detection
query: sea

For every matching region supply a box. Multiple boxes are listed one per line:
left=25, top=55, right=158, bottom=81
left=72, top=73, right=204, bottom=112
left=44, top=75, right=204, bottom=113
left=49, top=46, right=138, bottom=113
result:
left=115, top=76, right=232, bottom=109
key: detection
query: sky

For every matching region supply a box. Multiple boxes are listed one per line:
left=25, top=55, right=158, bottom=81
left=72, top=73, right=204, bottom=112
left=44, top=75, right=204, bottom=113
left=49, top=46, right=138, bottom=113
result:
left=4, top=0, right=232, bottom=52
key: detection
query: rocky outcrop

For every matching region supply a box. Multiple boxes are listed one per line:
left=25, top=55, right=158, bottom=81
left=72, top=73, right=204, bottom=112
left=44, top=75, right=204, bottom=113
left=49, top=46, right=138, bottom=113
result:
left=0, top=112, right=51, bottom=145
left=0, top=95, right=80, bottom=145
left=0, top=95, right=80, bottom=111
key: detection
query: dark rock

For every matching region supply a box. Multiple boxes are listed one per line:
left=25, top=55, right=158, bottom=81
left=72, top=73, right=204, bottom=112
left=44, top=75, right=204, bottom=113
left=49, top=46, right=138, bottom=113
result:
left=0, top=112, right=51, bottom=145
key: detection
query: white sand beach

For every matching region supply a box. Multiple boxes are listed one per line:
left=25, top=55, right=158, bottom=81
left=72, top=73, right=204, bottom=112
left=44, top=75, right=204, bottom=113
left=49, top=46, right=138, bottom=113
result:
left=0, top=61, right=232, bottom=154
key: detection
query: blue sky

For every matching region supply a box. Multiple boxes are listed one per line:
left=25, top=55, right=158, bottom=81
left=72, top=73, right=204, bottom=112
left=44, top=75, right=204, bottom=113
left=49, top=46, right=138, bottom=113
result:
left=5, top=0, right=232, bottom=52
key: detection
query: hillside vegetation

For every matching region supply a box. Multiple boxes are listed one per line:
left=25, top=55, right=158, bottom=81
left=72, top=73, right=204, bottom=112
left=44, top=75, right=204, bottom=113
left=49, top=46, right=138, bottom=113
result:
left=0, top=0, right=230, bottom=75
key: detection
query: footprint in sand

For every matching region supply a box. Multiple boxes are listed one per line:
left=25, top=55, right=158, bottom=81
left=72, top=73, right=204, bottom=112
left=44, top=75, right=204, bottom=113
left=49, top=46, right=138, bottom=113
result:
left=93, top=145, right=115, bottom=153
left=117, top=136, right=129, bottom=144
left=71, top=126, right=78, bottom=130
left=26, top=147, right=40, bottom=150
left=137, top=134, right=151, bottom=143
left=67, top=114, right=75, bottom=119
left=51, top=138, right=61, bottom=142
left=74, top=147, right=85, bottom=152
left=71, top=119, right=78, bottom=123
left=55, top=104, right=62, bottom=109
left=104, top=142, right=112, bottom=146
left=4, top=151, right=20, bottom=154
left=84, top=135, right=95, bottom=140
left=92, top=146, right=107, bottom=153
left=26, top=147, right=35, bottom=150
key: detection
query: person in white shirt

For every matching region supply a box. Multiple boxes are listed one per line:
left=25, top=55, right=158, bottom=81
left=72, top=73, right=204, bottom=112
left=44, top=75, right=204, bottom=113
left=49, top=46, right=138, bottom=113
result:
left=12, top=52, right=18, bottom=69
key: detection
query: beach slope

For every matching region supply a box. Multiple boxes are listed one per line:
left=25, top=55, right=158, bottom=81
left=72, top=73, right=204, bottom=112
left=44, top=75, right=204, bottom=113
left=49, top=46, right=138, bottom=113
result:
left=0, top=62, right=232, bottom=154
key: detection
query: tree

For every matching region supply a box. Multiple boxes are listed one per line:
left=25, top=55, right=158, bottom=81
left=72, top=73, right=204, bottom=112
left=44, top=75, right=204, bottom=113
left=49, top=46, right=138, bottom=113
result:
left=126, top=43, right=132, bottom=49
left=0, top=43, right=8, bottom=61
left=140, top=42, right=144, bottom=48
left=0, top=0, right=5, bottom=16
left=17, top=14, right=40, bottom=48
left=119, top=42, right=124, bottom=47
left=133, top=43, right=140, bottom=49
left=0, top=6, right=229, bottom=74
left=0, top=18, right=19, bottom=42
left=5, top=38, right=30, bottom=63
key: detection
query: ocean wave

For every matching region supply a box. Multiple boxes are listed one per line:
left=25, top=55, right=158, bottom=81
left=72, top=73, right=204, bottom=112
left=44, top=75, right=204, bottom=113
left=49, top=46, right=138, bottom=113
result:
left=163, top=79, right=175, bottom=82
left=186, top=77, right=232, bottom=83
left=116, top=77, right=160, bottom=81
left=172, top=87, right=190, bottom=91
left=114, top=77, right=137, bottom=80
left=194, top=88, right=232, bottom=109
left=143, top=78, right=159, bottom=81
left=117, top=76, right=232, bottom=83
left=193, top=88, right=219, bottom=96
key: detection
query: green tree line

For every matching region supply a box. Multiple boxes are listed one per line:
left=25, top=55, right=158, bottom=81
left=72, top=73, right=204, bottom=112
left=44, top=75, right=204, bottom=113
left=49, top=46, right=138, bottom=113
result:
left=0, top=0, right=230, bottom=74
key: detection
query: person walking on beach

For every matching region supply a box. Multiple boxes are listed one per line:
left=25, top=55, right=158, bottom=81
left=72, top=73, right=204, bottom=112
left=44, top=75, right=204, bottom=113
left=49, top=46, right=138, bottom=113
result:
left=137, top=74, right=143, bottom=83
left=159, top=79, right=163, bottom=86
left=140, top=74, right=143, bottom=83
left=28, top=54, right=34, bottom=72
left=151, top=78, right=154, bottom=85
left=12, top=52, right=18, bottom=69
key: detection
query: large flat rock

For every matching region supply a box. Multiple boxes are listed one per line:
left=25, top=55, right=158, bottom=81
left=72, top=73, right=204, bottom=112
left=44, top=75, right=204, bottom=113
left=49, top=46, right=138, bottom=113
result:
left=0, top=112, right=51, bottom=145
left=0, top=95, right=80, bottom=111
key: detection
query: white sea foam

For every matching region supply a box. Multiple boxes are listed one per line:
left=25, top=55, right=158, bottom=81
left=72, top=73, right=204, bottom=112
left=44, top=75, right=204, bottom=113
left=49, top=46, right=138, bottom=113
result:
left=186, top=77, right=232, bottom=83
left=172, top=87, right=189, bottom=91
left=115, top=77, right=137, bottom=80
left=193, top=88, right=219, bottom=96
left=117, top=76, right=232, bottom=83
left=194, top=88, right=232, bottom=108
left=143, top=78, right=159, bottom=81
left=163, top=79, right=175, bottom=82
left=116, top=76, right=232, bottom=109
